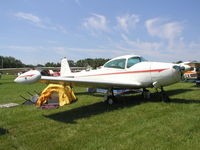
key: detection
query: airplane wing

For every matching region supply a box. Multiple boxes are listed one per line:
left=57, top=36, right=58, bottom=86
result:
left=40, top=76, right=142, bottom=89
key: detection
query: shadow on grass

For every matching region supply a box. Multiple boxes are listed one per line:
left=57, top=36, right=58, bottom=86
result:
left=171, top=99, right=200, bottom=104
left=165, top=89, right=200, bottom=103
left=75, top=92, right=105, bottom=98
left=45, top=88, right=199, bottom=124
left=191, top=85, right=200, bottom=88
left=0, top=81, right=14, bottom=85
left=45, top=95, right=143, bottom=124
left=0, top=128, right=9, bottom=136
left=166, top=89, right=192, bottom=96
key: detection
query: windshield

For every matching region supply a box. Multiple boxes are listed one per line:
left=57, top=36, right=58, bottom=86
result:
left=127, top=57, right=147, bottom=68
left=104, top=59, right=126, bottom=69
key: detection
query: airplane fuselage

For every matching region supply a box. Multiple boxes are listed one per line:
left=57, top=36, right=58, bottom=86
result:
left=14, top=55, right=189, bottom=89
left=63, top=61, right=181, bottom=88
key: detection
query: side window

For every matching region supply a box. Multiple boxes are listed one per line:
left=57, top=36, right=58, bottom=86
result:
left=104, top=59, right=126, bottom=69
left=127, top=57, right=141, bottom=68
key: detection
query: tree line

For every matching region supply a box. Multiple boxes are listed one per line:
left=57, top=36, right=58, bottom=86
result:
left=44, top=58, right=110, bottom=69
left=0, top=56, right=25, bottom=68
left=0, top=56, right=110, bottom=69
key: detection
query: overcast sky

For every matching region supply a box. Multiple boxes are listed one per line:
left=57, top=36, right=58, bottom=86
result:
left=0, top=0, right=200, bottom=65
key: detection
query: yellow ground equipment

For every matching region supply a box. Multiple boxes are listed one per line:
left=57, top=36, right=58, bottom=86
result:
left=36, top=84, right=76, bottom=107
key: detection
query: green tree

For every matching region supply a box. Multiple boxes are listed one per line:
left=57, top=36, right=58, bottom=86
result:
left=0, top=56, right=25, bottom=68
left=45, top=62, right=59, bottom=67
left=68, top=60, right=75, bottom=67
left=76, top=58, right=110, bottom=68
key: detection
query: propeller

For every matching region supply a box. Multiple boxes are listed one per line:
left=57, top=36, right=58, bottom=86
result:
left=173, top=64, right=193, bottom=80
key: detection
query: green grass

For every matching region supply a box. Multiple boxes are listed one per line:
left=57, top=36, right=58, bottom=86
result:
left=1, top=75, right=200, bottom=150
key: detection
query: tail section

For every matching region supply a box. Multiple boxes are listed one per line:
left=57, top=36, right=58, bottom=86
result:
left=61, top=57, right=71, bottom=77
left=49, top=70, right=54, bottom=75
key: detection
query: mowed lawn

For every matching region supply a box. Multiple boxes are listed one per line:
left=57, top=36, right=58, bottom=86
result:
left=1, top=75, right=200, bottom=150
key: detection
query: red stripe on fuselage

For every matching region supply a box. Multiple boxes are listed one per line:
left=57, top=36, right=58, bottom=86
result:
left=77, top=68, right=169, bottom=77
left=18, top=74, right=35, bottom=78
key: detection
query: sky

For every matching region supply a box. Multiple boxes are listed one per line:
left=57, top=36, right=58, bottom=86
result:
left=0, top=0, right=200, bottom=65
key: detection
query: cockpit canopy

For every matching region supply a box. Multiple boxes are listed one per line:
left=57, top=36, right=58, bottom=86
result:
left=104, top=55, right=147, bottom=69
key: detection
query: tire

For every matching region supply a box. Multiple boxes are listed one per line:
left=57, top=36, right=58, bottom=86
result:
left=107, top=98, right=114, bottom=105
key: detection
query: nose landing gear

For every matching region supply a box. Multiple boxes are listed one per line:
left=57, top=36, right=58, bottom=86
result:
left=142, top=88, right=151, bottom=99
left=159, top=87, right=170, bottom=102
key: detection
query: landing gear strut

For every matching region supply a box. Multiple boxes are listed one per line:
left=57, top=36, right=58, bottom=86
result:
left=142, top=88, right=151, bottom=99
left=104, top=88, right=116, bottom=105
left=160, top=87, right=170, bottom=102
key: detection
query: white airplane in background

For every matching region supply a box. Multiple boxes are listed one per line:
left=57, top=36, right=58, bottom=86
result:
left=14, top=55, right=192, bottom=104
left=182, top=62, right=200, bottom=80
left=48, top=69, right=60, bottom=76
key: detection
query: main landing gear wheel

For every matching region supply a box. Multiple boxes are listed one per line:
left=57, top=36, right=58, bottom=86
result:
left=107, top=96, right=115, bottom=105
left=104, top=88, right=116, bottom=105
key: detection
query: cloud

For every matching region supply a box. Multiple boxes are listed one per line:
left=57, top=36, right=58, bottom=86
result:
left=189, top=41, right=200, bottom=48
left=83, top=13, right=109, bottom=34
left=121, top=34, right=162, bottom=51
left=145, top=18, right=183, bottom=40
left=117, top=33, right=200, bottom=62
left=14, top=12, right=67, bottom=33
left=15, top=12, right=41, bottom=23
left=1, top=45, right=117, bottom=56
left=1, top=45, right=42, bottom=52
left=8, top=12, right=199, bottom=63
left=116, top=14, right=140, bottom=33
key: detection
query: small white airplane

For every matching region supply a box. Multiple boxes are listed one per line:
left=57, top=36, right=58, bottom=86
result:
left=14, top=54, right=192, bottom=104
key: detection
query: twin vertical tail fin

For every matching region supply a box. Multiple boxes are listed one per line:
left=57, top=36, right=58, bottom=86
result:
left=60, top=57, right=71, bottom=77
